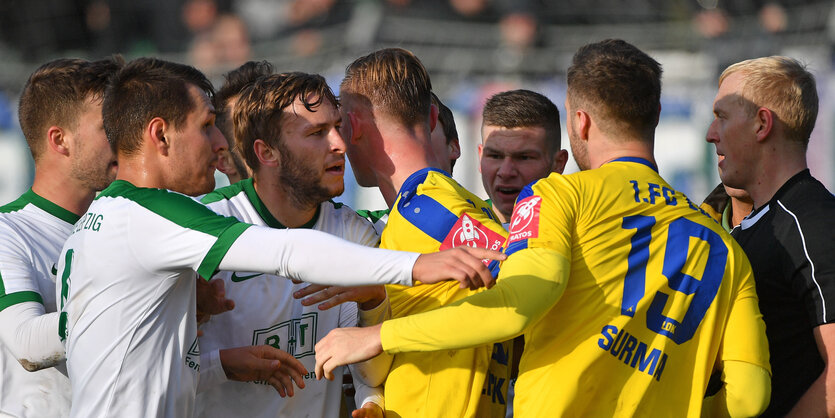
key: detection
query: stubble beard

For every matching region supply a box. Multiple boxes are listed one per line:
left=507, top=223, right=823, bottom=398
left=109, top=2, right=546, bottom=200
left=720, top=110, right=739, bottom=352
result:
left=71, top=156, right=114, bottom=192
left=276, top=141, right=341, bottom=210
left=568, top=124, right=590, bottom=171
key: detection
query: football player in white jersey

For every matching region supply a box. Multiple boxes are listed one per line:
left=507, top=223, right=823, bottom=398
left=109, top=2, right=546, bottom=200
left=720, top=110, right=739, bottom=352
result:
left=0, top=57, right=121, bottom=417
left=198, top=71, right=388, bottom=418
left=56, top=57, right=501, bottom=418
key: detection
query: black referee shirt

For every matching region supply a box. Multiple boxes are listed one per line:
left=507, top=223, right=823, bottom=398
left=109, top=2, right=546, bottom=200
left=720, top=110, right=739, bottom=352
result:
left=731, top=169, right=835, bottom=416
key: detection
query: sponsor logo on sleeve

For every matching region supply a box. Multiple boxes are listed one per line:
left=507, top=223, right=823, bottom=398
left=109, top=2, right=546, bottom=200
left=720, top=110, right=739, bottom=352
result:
left=508, top=196, right=541, bottom=243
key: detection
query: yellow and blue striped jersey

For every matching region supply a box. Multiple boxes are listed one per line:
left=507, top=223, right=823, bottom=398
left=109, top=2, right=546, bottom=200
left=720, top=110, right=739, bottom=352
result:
left=380, top=167, right=510, bottom=418
left=380, top=159, right=770, bottom=417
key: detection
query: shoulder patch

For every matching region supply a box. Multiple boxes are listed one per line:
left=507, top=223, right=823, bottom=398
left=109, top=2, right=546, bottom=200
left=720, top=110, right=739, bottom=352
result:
left=508, top=195, right=542, bottom=243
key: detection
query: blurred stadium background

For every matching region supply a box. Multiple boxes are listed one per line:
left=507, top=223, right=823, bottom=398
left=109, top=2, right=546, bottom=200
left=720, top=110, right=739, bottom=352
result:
left=0, top=0, right=832, bottom=211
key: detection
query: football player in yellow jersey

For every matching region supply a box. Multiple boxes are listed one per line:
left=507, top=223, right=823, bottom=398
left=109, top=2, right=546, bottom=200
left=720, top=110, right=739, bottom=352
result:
left=337, top=47, right=512, bottom=417
left=316, top=39, right=772, bottom=417
left=477, top=89, right=569, bottom=416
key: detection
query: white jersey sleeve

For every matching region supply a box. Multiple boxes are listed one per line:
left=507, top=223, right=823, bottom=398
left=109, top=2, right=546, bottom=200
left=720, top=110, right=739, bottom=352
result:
left=0, top=303, right=63, bottom=369
left=218, top=226, right=417, bottom=286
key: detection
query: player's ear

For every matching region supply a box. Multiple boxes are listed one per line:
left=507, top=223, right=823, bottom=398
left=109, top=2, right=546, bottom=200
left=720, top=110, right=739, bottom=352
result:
left=429, top=104, right=439, bottom=133
left=46, top=126, right=70, bottom=156
left=552, top=149, right=569, bottom=174
left=577, top=110, right=591, bottom=142
left=148, top=117, right=169, bottom=155
left=754, top=107, right=774, bottom=143
left=253, top=139, right=278, bottom=168
left=345, top=111, right=361, bottom=143
left=448, top=138, right=461, bottom=162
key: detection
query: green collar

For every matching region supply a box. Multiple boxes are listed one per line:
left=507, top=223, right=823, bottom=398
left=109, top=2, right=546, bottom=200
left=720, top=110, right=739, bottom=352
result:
left=240, top=179, right=320, bottom=229
left=1, top=189, right=80, bottom=224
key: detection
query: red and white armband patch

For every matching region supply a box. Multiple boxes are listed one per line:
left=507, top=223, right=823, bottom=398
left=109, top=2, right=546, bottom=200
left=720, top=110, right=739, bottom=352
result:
left=441, top=213, right=506, bottom=255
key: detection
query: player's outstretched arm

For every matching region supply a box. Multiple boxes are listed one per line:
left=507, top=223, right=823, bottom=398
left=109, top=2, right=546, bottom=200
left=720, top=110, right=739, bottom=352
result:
left=219, top=345, right=308, bottom=397
left=412, top=246, right=505, bottom=290
left=315, top=324, right=383, bottom=381
left=218, top=226, right=504, bottom=289
left=315, top=246, right=568, bottom=380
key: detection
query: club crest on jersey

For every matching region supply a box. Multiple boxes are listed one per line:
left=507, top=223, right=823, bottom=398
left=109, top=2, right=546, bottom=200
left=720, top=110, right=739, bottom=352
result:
left=508, top=196, right=541, bottom=243
left=441, top=213, right=505, bottom=258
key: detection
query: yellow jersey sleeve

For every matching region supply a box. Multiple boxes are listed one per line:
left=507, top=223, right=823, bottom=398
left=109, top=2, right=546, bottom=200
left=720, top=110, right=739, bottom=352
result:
left=381, top=247, right=569, bottom=352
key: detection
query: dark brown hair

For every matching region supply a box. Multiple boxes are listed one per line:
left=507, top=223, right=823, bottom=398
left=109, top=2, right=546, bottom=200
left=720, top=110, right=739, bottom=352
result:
left=431, top=92, right=458, bottom=145
left=482, top=89, right=561, bottom=153
left=233, top=72, right=337, bottom=171
left=102, top=57, right=214, bottom=156
left=567, top=39, right=662, bottom=139
left=215, top=60, right=275, bottom=144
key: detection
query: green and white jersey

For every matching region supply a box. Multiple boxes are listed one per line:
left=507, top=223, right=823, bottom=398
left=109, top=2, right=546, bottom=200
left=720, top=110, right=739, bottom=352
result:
left=0, top=189, right=76, bottom=417
left=57, top=180, right=251, bottom=418
left=57, top=180, right=416, bottom=418
left=196, top=178, right=381, bottom=418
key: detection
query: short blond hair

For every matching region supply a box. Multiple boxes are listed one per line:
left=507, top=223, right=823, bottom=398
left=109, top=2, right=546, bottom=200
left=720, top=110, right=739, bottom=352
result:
left=720, top=56, right=818, bottom=147
left=340, top=48, right=432, bottom=127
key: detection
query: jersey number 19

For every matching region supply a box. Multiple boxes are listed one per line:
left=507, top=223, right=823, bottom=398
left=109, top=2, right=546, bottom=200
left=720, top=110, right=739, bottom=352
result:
left=620, top=216, right=727, bottom=344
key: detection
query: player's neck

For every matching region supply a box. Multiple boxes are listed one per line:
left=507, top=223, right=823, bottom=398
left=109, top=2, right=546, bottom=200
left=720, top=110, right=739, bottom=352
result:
left=31, top=166, right=96, bottom=216
left=589, top=136, right=656, bottom=170
left=747, top=151, right=807, bottom=209
left=492, top=205, right=510, bottom=224
left=730, top=197, right=753, bottom=227
left=115, top=155, right=167, bottom=190
left=378, top=127, right=441, bottom=208
left=252, top=176, right=318, bottom=228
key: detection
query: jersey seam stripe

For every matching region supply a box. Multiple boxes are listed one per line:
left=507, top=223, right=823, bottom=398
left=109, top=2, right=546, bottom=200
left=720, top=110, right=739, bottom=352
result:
left=0, top=291, right=44, bottom=312
left=197, top=222, right=253, bottom=279
left=200, top=178, right=248, bottom=205
left=104, top=180, right=241, bottom=237
left=776, top=199, right=825, bottom=321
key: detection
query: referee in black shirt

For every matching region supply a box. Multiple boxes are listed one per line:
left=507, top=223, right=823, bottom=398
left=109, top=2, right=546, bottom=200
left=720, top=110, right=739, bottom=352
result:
left=706, top=56, right=835, bottom=416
